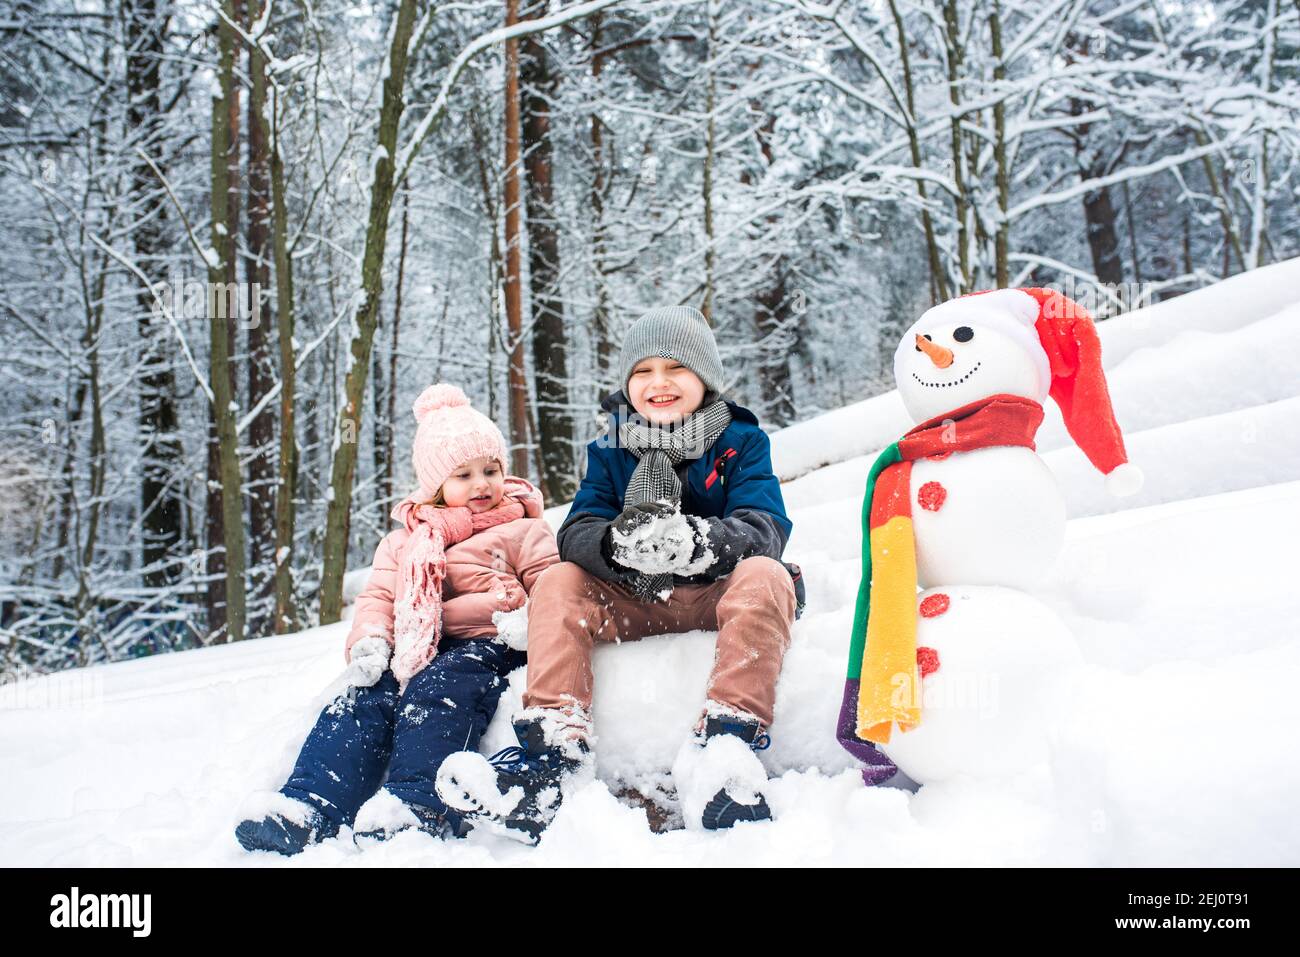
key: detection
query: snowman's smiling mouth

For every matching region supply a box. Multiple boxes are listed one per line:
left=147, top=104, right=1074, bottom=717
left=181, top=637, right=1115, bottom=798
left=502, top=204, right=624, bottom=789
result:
left=911, top=360, right=982, bottom=389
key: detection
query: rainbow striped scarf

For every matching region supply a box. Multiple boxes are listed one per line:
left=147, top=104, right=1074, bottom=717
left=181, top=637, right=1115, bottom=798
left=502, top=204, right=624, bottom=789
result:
left=835, top=394, right=1045, bottom=781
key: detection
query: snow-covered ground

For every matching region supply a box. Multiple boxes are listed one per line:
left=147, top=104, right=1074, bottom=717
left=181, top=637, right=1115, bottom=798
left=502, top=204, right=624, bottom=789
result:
left=3, top=263, right=1299, bottom=866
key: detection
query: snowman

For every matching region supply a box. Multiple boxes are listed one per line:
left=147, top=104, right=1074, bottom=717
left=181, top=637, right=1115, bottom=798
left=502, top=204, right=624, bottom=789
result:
left=837, top=288, right=1142, bottom=785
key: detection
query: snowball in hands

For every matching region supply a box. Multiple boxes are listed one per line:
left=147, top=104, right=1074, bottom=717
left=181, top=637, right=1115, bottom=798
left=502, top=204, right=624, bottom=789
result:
left=344, top=635, right=391, bottom=688
left=609, top=506, right=713, bottom=576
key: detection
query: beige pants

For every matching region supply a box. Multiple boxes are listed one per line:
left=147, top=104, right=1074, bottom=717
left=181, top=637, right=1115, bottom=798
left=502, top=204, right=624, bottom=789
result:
left=521, top=556, right=797, bottom=728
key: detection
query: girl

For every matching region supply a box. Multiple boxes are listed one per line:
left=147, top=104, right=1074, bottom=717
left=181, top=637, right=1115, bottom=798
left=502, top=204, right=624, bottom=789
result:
left=235, top=383, right=558, bottom=855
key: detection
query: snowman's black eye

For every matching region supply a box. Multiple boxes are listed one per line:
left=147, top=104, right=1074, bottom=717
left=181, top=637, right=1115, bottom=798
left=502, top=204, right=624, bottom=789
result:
left=953, top=326, right=974, bottom=343
left=914, top=333, right=933, bottom=352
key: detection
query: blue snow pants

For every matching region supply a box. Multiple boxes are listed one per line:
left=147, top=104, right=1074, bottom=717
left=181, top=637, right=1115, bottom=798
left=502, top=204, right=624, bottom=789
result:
left=280, top=637, right=525, bottom=828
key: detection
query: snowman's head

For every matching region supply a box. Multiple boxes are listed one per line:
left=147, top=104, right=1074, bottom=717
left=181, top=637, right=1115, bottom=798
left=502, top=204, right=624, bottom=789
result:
left=893, top=289, right=1051, bottom=424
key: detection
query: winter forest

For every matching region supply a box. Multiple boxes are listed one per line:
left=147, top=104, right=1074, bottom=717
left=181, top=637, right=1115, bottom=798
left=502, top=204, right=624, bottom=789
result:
left=2, top=0, right=1297, bottom=671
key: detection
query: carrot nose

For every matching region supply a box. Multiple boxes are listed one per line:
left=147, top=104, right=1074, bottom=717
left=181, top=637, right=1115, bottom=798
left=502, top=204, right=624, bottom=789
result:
left=915, top=334, right=954, bottom=368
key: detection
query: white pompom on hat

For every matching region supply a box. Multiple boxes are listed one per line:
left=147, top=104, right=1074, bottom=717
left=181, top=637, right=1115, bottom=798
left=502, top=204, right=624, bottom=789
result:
left=409, top=383, right=508, bottom=499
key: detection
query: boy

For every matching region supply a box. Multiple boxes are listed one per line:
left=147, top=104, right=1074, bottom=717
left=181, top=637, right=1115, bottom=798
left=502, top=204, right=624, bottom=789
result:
left=436, top=306, right=801, bottom=841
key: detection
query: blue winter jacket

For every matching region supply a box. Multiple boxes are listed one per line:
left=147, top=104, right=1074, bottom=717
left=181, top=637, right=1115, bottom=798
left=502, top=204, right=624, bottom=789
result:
left=557, top=389, right=794, bottom=588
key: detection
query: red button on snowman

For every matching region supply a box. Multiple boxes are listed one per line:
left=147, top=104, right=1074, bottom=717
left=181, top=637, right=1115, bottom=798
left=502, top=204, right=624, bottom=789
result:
left=839, top=287, right=1143, bottom=786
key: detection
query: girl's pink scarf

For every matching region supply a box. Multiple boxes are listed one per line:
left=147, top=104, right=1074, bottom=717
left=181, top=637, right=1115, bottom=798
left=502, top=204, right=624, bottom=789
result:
left=390, top=475, right=543, bottom=691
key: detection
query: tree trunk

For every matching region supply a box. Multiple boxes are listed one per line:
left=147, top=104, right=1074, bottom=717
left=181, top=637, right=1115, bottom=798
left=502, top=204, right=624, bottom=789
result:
left=989, top=0, right=1009, bottom=288
left=941, top=0, right=971, bottom=293
left=1192, top=126, right=1247, bottom=272
left=54, top=52, right=113, bottom=592
left=1123, top=179, right=1143, bottom=284
left=750, top=109, right=794, bottom=425
left=208, top=0, right=247, bottom=641
left=269, top=84, right=298, bottom=634
left=701, top=0, right=718, bottom=322
left=1081, top=180, right=1124, bottom=288
left=469, top=103, right=502, bottom=423
left=371, top=315, right=386, bottom=502
left=1069, top=97, right=1123, bottom=288
left=589, top=10, right=614, bottom=388
left=1248, top=0, right=1277, bottom=268
left=503, top=0, right=530, bottom=478
left=380, top=182, right=410, bottom=509
left=125, top=0, right=184, bottom=589
left=521, top=1, right=575, bottom=502
left=246, top=0, right=275, bottom=633
left=77, top=263, right=108, bottom=622
left=318, top=0, right=420, bottom=624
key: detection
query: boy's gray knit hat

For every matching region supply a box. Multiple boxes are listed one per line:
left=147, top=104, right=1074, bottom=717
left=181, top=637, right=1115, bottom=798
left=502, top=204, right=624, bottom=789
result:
left=618, top=305, right=724, bottom=397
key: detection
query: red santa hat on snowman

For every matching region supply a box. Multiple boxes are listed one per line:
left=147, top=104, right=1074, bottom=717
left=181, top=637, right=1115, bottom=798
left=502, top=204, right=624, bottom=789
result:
left=906, top=286, right=1144, bottom=497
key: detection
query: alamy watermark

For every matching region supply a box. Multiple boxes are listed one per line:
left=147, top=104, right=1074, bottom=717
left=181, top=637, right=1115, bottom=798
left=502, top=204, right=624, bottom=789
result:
left=49, top=887, right=151, bottom=937
left=1034, top=275, right=1161, bottom=321
left=0, top=662, right=104, bottom=711
left=593, top=402, right=719, bottom=457
left=151, top=271, right=264, bottom=328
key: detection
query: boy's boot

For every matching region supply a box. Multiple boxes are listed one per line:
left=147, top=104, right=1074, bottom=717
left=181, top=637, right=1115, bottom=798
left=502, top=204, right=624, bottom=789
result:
left=671, top=712, right=774, bottom=830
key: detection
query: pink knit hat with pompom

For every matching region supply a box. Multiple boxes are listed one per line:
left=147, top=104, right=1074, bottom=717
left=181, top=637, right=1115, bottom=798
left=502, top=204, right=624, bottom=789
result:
left=410, top=384, right=508, bottom=499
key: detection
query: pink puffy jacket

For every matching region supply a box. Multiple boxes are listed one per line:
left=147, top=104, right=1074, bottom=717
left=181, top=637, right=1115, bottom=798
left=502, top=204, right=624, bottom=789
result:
left=344, top=516, right=559, bottom=661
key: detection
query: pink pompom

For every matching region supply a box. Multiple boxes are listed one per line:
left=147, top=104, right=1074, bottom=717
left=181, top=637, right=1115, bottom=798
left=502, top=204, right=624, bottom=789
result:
left=413, top=383, right=470, bottom=423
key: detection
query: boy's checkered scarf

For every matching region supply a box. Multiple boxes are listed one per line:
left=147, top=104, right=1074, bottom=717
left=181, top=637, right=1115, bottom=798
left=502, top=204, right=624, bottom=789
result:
left=616, top=397, right=732, bottom=600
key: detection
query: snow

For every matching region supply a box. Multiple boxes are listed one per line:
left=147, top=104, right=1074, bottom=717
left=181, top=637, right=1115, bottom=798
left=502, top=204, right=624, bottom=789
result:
left=490, top=605, right=529, bottom=652
left=1047, top=395, right=1300, bottom=517
left=351, top=788, right=422, bottom=840
left=3, top=264, right=1300, bottom=865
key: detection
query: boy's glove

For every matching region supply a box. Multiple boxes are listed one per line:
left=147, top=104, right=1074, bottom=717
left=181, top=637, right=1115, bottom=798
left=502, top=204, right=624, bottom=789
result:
left=344, top=635, right=391, bottom=689
left=674, top=515, right=717, bottom=576
left=610, top=501, right=678, bottom=538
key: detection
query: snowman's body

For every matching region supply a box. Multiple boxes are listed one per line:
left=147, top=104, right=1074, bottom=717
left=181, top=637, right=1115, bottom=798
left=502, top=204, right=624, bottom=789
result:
left=910, top=447, right=1065, bottom=591
left=880, top=584, right=1082, bottom=784
left=886, top=448, right=1077, bottom=783
left=879, top=290, right=1089, bottom=785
